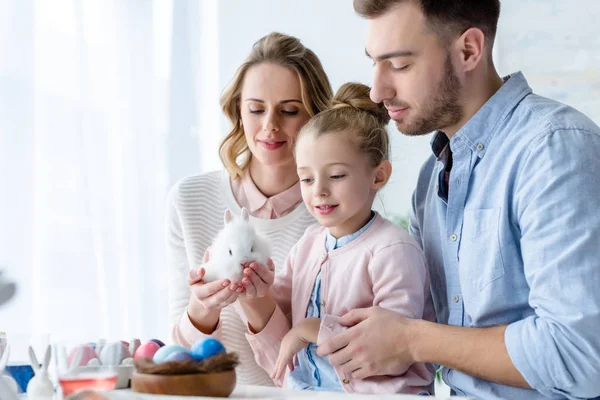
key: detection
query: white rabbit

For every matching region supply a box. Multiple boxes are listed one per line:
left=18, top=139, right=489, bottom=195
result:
left=202, top=207, right=270, bottom=283
left=0, top=345, right=20, bottom=398
left=26, top=344, right=54, bottom=400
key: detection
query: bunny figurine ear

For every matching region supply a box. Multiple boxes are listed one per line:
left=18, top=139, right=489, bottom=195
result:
left=224, top=209, right=233, bottom=224
left=42, top=345, right=51, bottom=371
left=0, top=344, right=9, bottom=371
left=28, top=346, right=40, bottom=374
left=241, top=207, right=249, bottom=222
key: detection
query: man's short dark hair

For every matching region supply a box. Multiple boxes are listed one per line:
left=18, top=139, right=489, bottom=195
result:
left=354, top=0, right=501, bottom=49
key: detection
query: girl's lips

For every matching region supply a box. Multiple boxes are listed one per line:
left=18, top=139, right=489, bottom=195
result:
left=315, top=204, right=338, bottom=215
left=258, top=140, right=286, bottom=151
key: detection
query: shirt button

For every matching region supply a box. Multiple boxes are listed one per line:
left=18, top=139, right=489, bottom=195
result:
left=342, top=378, right=350, bottom=384
left=320, top=300, right=326, bottom=307
left=321, top=253, right=327, bottom=262
left=453, top=295, right=460, bottom=303
left=450, top=234, right=457, bottom=242
left=476, top=143, right=484, bottom=151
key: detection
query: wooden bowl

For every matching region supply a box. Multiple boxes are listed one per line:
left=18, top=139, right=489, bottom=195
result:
left=131, top=369, right=236, bottom=397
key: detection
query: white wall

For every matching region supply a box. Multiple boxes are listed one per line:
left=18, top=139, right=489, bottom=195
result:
left=200, top=0, right=600, bottom=218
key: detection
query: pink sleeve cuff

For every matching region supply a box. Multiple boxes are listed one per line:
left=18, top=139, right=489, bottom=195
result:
left=170, top=309, right=223, bottom=348
left=244, top=305, right=291, bottom=383
left=317, top=314, right=347, bottom=346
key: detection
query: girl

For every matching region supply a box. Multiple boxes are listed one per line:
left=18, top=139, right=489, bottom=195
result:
left=166, top=32, right=333, bottom=385
left=240, top=83, right=435, bottom=394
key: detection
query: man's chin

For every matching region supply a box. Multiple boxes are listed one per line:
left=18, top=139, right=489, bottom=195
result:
left=394, top=121, right=432, bottom=137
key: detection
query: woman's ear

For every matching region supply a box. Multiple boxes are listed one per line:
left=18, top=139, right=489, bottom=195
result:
left=372, top=160, right=392, bottom=190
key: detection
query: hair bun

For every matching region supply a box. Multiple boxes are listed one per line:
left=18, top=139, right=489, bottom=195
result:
left=330, top=82, right=390, bottom=126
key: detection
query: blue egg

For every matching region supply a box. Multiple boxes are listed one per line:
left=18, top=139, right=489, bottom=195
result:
left=164, top=351, right=194, bottom=362
left=152, top=345, right=189, bottom=364
left=150, top=338, right=165, bottom=347
left=190, top=338, right=226, bottom=361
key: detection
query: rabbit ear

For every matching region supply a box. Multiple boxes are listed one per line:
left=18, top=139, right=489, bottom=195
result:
left=224, top=209, right=233, bottom=224
left=42, top=345, right=51, bottom=371
left=241, top=207, right=249, bottom=222
left=28, top=346, right=40, bottom=374
left=0, top=344, right=10, bottom=371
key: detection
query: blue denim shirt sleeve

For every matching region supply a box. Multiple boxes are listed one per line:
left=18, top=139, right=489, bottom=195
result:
left=504, top=127, right=600, bottom=399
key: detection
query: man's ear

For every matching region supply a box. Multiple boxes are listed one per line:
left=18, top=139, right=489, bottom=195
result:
left=372, top=160, right=392, bottom=190
left=454, top=27, right=486, bottom=73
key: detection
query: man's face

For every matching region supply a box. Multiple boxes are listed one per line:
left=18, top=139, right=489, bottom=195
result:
left=366, top=2, right=464, bottom=136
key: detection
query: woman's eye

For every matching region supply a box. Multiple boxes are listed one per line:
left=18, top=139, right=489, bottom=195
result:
left=281, top=110, right=299, bottom=116
left=249, top=109, right=264, bottom=114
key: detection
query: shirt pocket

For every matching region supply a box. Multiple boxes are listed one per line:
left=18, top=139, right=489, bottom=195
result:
left=459, top=208, right=505, bottom=292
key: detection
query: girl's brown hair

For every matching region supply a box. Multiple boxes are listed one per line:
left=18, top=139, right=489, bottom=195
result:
left=298, top=82, right=390, bottom=168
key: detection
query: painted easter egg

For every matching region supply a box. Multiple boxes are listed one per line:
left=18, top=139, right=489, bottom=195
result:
left=152, top=345, right=189, bottom=364
left=150, top=339, right=165, bottom=347
left=164, top=351, right=194, bottom=362
left=190, top=338, right=225, bottom=361
left=99, top=341, right=131, bottom=366
left=133, top=341, right=161, bottom=360
left=129, top=338, right=141, bottom=356
left=67, top=345, right=98, bottom=367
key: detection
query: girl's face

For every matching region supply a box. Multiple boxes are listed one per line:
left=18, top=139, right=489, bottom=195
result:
left=296, top=132, right=378, bottom=238
left=240, top=63, right=311, bottom=171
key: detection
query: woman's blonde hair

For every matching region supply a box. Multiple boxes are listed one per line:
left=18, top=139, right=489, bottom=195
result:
left=297, top=82, right=391, bottom=168
left=219, top=32, right=333, bottom=178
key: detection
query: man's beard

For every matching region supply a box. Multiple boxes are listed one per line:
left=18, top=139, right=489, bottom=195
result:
left=391, top=54, right=464, bottom=136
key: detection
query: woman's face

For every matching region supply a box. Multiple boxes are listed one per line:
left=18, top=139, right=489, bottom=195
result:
left=240, top=63, right=311, bottom=170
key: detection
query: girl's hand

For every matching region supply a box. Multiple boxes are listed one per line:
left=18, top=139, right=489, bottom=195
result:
left=240, top=258, right=275, bottom=300
left=271, top=318, right=321, bottom=382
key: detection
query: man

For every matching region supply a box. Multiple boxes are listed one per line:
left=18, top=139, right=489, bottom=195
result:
left=317, top=1, right=600, bottom=399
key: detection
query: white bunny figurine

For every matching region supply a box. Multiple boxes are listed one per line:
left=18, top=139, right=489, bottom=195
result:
left=0, top=345, right=20, bottom=398
left=202, top=207, right=270, bottom=283
left=26, top=344, right=54, bottom=400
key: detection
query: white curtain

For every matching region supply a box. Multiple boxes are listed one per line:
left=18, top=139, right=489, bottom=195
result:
left=0, top=0, right=214, bottom=353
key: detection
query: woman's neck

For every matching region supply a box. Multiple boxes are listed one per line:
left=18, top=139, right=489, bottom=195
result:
left=248, top=159, right=299, bottom=197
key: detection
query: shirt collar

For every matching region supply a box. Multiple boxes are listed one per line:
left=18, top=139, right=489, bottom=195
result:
left=240, top=170, right=302, bottom=218
left=325, top=212, right=377, bottom=251
left=430, top=72, right=533, bottom=159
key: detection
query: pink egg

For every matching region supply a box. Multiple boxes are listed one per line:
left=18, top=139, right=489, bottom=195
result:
left=67, top=345, right=98, bottom=366
left=134, top=341, right=161, bottom=360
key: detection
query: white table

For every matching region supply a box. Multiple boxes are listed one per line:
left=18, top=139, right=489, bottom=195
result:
left=96, top=385, right=472, bottom=400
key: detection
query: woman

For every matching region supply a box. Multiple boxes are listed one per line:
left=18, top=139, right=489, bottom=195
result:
left=167, top=32, right=333, bottom=385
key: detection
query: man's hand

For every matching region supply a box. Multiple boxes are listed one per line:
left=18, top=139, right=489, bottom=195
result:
left=317, top=307, right=415, bottom=379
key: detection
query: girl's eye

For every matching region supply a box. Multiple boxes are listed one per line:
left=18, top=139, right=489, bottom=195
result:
left=300, top=178, right=313, bottom=183
left=331, top=174, right=346, bottom=180
left=228, top=249, right=233, bottom=256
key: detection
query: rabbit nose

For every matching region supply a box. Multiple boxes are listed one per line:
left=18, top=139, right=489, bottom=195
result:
left=240, top=258, right=248, bottom=267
